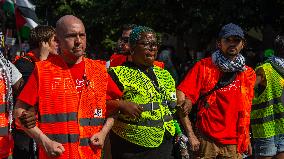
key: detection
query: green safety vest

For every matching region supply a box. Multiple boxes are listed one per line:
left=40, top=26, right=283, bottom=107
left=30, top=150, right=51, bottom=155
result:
left=110, top=65, right=176, bottom=147
left=251, top=63, right=284, bottom=138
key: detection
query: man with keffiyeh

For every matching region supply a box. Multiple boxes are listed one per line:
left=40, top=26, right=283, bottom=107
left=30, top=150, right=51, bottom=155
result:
left=252, top=35, right=284, bottom=159
left=176, top=23, right=256, bottom=158
left=0, top=50, right=36, bottom=159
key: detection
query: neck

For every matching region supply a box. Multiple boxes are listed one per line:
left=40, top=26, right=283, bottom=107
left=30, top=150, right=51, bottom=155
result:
left=60, top=54, right=83, bottom=66
left=31, top=48, right=41, bottom=59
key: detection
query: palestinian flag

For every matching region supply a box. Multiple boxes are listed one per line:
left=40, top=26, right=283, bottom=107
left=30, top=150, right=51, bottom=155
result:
left=15, top=0, right=38, bottom=40
left=0, top=0, right=14, bottom=15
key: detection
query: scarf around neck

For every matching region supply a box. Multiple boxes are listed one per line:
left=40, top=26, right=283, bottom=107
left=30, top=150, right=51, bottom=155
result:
left=0, top=51, right=14, bottom=134
left=267, top=55, right=284, bottom=77
left=212, top=50, right=246, bottom=72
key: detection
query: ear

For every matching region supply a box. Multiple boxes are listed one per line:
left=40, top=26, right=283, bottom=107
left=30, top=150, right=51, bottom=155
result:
left=216, top=40, right=221, bottom=49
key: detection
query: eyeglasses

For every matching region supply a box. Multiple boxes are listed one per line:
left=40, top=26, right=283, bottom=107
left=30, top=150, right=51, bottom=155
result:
left=136, top=42, right=159, bottom=51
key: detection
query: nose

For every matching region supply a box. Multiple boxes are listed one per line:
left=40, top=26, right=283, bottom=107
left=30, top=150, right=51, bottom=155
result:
left=75, top=34, right=82, bottom=44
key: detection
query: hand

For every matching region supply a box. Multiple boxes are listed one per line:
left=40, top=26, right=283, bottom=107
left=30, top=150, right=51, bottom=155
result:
left=41, top=136, right=65, bottom=157
left=244, top=142, right=252, bottom=156
left=19, top=110, right=36, bottom=129
left=39, top=41, right=50, bottom=60
left=188, top=133, right=200, bottom=151
left=119, top=101, right=143, bottom=118
left=89, top=131, right=107, bottom=148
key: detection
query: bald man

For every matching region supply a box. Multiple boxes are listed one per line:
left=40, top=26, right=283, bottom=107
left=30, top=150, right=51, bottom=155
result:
left=14, top=15, right=113, bottom=159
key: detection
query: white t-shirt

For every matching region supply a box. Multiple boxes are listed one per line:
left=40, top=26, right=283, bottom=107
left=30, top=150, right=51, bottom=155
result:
left=9, top=61, right=22, bottom=85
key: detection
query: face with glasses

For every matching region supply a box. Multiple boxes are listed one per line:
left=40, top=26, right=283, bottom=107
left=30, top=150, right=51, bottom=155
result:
left=217, top=36, right=244, bottom=59
left=131, top=32, right=158, bottom=67
left=118, top=29, right=132, bottom=54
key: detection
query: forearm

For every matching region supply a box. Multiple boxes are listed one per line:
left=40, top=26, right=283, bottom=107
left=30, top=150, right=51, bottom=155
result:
left=14, top=105, right=48, bottom=145
left=176, top=89, right=185, bottom=106
left=178, top=109, right=195, bottom=137
left=101, top=117, right=114, bottom=135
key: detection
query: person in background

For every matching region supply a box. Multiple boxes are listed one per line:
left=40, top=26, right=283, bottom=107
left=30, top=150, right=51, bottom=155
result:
left=177, top=23, right=256, bottom=158
left=109, top=24, right=164, bottom=69
left=252, top=35, right=284, bottom=159
left=0, top=49, right=36, bottom=159
left=13, top=25, right=58, bottom=159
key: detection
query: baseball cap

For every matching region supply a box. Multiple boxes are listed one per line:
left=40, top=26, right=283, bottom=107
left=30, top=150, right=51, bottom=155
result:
left=218, top=23, right=244, bottom=39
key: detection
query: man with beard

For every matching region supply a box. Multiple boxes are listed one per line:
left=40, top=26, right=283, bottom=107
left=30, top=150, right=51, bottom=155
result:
left=177, top=23, right=256, bottom=158
left=251, top=35, right=284, bottom=159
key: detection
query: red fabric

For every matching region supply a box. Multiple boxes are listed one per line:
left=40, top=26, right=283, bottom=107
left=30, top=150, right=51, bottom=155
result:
left=106, top=74, right=123, bottom=100
left=106, top=74, right=123, bottom=115
left=69, top=61, right=85, bottom=95
left=109, top=54, right=127, bottom=67
left=15, top=8, right=26, bottom=29
left=18, top=60, right=87, bottom=105
left=19, top=55, right=107, bottom=159
left=109, top=53, right=164, bottom=69
left=178, top=57, right=255, bottom=147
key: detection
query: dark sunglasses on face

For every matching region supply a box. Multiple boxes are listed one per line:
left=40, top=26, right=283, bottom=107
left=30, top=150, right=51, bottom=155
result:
left=136, top=41, right=159, bottom=51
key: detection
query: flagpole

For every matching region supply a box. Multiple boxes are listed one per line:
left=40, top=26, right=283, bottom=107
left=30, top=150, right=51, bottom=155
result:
left=13, top=0, right=22, bottom=53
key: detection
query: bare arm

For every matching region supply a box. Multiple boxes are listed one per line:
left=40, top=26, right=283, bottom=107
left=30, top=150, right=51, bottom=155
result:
left=177, top=90, right=200, bottom=151
left=90, top=117, right=114, bottom=148
left=106, top=100, right=143, bottom=118
left=14, top=100, right=65, bottom=157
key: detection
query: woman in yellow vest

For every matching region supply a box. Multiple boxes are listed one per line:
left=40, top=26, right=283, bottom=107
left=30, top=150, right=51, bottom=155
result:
left=252, top=35, right=284, bottom=159
left=106, top=26, right=178, bottom=159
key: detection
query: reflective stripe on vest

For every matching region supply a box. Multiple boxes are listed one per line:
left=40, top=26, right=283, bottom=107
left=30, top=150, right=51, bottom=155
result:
left=37, top=56, right=107, bottom=159
left=140, top=100, right=176, bottom=111
left=118, top=114, right=173, bottom=127
left=0, top=104, right=5, bottom=113
left=251, top=63, right=284, bottom=138
left=0, top=127, right=8, bottom=135
left=251, top=112, right=284, bottom=125
left=110, top=65, right=176, bottom=148
left=252, top=97, right=281, bottom=110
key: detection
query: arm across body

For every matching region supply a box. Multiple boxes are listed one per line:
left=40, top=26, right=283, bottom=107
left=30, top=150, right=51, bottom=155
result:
left=14, top=100, right=65, bottom=157
left=176, top=89, right=200, bottom=151
left=90, top=117, right=114, bottom=148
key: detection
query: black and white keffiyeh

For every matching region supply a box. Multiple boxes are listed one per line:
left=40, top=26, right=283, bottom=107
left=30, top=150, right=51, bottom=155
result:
left=212, top=50, right=246, bottom=72
left=0, top=50, right=14, bottom=134
left=267, top=56, right=284, bottom=77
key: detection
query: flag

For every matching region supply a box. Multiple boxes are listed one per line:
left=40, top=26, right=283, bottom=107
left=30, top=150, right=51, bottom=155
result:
left=0, top=0, right=14, bottom=15
left=15, top=0, right=38, bottom=40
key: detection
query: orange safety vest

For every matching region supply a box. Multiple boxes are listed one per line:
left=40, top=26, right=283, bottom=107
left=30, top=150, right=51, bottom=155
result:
left=153, top=61, right=164, bottom=69
left=36, top=55, right=107, bottom=159
left=0, top=74, right=13, bottom=158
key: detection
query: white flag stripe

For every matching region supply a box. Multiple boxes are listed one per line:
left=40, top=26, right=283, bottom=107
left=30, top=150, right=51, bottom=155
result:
left=24, top=17, right=38, bottom=28
left=15, top=0, right=35, bottom=11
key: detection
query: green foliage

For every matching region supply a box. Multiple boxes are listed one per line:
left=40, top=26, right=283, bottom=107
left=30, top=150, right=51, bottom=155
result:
left=32, top=0, right=284, bottom=54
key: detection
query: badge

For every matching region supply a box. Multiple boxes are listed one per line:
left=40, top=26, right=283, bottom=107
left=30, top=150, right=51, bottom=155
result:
left=94, top=108, right=103, bottom=117
left=170, top=92, right=177, bottom=100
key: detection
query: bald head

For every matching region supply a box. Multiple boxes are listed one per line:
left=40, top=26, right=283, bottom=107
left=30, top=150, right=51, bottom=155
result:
left=56, top=15, right=84, bottom=37
left=55, top=15, right=87, bottom=64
